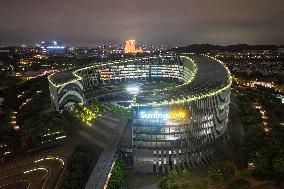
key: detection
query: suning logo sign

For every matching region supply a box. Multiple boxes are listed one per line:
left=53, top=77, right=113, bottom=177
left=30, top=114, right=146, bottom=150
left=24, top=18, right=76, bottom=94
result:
left=139, top=110, right=187, bottom=120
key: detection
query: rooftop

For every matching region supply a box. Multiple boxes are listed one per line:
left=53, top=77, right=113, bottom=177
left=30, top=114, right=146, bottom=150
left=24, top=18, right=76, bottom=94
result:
left=48, top=55, right=231, bottom=104
left=49, top=70, right=78, bottom=86
left=135, top=55, right=230, bottom=104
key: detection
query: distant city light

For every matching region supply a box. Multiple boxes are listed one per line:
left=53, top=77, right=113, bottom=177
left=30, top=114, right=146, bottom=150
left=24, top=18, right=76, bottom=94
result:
left=39, top=41, right=66, bottom=54
left=46, top=46, right=65, bottom=49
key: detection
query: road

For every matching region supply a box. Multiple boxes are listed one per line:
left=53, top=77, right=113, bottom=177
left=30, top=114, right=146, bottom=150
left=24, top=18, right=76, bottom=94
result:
left=0, top=153, right=65, bottom=189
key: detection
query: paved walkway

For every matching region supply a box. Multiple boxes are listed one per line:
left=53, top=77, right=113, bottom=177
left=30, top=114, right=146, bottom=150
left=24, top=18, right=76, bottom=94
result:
left=85, top=114, right=128, bottom=189
left=78, top=130, right=106, bottom=148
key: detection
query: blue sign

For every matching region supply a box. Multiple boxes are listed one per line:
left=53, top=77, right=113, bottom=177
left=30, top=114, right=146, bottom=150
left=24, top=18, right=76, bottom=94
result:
left=138, top=108, right=187, bottom=121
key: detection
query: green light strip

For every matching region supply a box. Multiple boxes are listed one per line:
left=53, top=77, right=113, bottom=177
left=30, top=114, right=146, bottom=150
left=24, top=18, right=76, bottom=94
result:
left=48, top=55, right=231, bottom=108
left=131, top=55, right=232, bottom=107
left=48, top=71, right=83, bottom=88
left=48, top=55, right=183, bottom=88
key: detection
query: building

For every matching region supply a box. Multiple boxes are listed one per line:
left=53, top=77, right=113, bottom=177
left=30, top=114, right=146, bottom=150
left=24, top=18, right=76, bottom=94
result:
left=0, top=46, right=41, bottom=55
left=125, top=40, right=143, bottom=53
left=40, top=41, right=66, bottom=54
left=48, top=54, right=231, bottom=172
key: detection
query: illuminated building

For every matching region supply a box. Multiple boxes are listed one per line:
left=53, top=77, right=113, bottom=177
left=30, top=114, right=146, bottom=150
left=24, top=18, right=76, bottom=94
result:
left=48, top=54, right=231, bottom=172
left=0, top=46, right=42, bottom=55
left=40, top=41, right=66, bottom=54
left=125, top=40, right=143, bottom=53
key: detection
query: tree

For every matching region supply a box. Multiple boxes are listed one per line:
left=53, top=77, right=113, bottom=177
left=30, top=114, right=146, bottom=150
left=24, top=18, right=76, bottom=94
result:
left=167, top=170, right=179, bottom=189
left=107, top=158, right=127, bottom=189
left=240, top=125, right=263, bottom=160
left=273, top=156, right=284, bottom=185
left=208, top=161, right=235, bottom=184
left=72, top=105, right=95, bottom=124
left=62, top=145, right=92, bottom=189
left=158, top=177, right=169, bottom=189
left=235, top=89, right=284, bottom=187
left=228, top=178, right=250, bottom=189
left=182, top=168, right=190, bottom=179
left=250, top=152, right=271, bottom=179
left=22, top=111, right=67, bottom=149
left=91, top=99, right=103, bottom=112
left=158, top=169, right=207, bottom=189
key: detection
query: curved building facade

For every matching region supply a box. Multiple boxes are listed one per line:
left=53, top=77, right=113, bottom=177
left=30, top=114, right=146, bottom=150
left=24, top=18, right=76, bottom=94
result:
left=48, top=54, right=231, bottom=172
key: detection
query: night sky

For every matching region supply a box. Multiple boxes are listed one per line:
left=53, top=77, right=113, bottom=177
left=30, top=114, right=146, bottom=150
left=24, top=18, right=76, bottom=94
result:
left=0, top=0, right=283, bottom=46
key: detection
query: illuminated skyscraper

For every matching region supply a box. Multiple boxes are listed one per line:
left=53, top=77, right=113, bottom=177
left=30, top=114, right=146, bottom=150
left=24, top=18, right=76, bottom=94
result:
left=40, top=41, right=66, bottom=54
left=125, top=40, right=143, bottom=53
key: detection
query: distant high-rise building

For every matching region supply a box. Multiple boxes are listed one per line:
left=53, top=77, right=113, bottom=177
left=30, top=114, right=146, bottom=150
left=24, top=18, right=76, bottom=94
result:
left=40, top=41, right=66, bottom=54
left=125, top=40, right=143, bottom=54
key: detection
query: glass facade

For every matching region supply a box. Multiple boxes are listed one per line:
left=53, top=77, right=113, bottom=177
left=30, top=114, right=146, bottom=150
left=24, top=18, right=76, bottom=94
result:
left=132, top=88, right=231, bottom=172
left=48, top=54, right=231, bottom=173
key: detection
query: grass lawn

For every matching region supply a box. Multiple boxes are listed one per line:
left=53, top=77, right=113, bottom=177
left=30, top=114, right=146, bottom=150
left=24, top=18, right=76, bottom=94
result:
left=103, top=102, right=132, bottom=117
left=126, top=171, right=163, bottom=189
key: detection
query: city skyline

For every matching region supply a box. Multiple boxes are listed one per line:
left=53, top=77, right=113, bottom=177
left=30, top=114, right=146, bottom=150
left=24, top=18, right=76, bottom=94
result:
left=0, top=0, right=283, bottom=46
